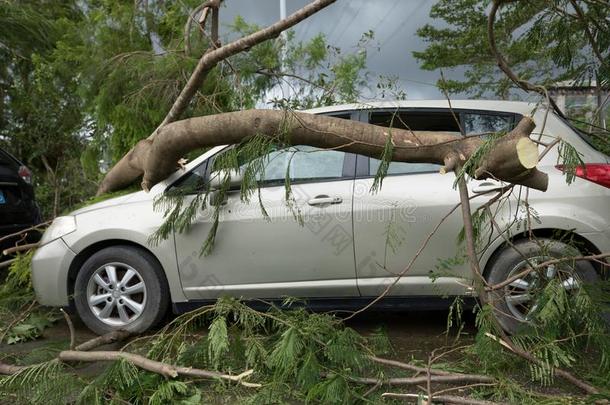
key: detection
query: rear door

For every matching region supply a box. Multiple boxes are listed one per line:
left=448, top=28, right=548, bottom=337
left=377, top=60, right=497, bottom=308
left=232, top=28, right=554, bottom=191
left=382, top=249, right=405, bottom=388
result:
left=174, top=144, right=359, bottom=300
left=352, top=108, right=518, bottom=297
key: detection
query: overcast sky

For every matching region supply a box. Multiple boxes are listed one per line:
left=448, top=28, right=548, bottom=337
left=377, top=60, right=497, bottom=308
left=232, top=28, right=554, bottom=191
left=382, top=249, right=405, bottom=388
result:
left=218, top=0, right=452, bottom=100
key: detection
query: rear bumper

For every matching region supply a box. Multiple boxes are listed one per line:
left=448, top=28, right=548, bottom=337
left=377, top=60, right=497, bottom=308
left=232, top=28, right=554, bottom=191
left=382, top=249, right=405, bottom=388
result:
left=31, top=238, right=75, bottom=307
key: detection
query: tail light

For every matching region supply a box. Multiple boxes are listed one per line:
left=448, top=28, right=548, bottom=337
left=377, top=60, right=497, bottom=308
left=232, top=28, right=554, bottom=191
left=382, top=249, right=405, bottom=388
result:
left=556, top=163, right=610, bottom=188
left=18, top=165, right=32, bottom=184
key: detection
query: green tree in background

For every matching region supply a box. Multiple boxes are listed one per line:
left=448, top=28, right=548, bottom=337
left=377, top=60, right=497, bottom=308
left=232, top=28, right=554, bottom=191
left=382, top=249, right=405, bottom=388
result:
left=0, top=1, right=90, bottom=218
left=414, top=0, right=609, bottom=99
left=0, top=0, right=371, bottom=217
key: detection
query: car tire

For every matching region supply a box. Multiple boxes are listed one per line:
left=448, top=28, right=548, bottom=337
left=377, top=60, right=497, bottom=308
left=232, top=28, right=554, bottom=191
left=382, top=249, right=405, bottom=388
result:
left=74, top=245, right=169, bottom=335
left=485, top=238, right=600, bottom=334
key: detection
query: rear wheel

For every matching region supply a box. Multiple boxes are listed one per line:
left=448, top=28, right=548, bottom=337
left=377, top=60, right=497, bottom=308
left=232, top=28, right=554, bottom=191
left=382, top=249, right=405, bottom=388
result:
left=485, top=238, right=599, bottom=334
left=74, top=246, right=169, bottom=335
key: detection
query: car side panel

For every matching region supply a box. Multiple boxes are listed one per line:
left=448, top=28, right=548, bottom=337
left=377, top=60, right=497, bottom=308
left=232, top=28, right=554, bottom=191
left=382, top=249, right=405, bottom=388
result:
left=353, top=172, right=474, bottom=296
left=61, top=199, right=188, bottom=303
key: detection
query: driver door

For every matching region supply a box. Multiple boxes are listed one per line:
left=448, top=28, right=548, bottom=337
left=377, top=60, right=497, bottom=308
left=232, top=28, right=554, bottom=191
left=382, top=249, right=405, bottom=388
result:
left=174, top=145, right=359, bottom=301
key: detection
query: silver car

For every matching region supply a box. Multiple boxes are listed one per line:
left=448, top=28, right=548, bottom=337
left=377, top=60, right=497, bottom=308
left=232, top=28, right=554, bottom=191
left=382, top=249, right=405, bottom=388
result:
left=31, top=100, right=610, bottom=334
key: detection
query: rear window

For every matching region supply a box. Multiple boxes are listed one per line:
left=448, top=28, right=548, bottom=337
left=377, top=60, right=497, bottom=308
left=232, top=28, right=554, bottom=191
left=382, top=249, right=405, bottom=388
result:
left=366, top=109, right=519, bottom=176
left=559, top=114, right=610, bottom=156
left=0, top=149, right=20, bottom=168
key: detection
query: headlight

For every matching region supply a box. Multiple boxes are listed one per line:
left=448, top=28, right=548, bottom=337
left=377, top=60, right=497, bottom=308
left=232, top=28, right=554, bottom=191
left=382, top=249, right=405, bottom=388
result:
left=40, top=216, right=77, bottom=245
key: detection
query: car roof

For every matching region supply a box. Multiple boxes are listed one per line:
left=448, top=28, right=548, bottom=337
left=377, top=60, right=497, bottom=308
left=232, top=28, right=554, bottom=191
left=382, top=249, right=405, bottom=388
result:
left=303, top=99, right=537, bottom=115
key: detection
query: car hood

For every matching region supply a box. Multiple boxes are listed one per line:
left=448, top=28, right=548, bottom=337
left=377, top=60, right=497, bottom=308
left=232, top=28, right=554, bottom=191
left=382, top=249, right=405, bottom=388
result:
left=70, top=190, right=155, bottom=216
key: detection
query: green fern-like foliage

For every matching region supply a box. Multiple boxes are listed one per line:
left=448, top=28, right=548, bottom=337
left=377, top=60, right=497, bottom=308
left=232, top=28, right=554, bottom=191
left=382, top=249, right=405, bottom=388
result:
left=474, top=274, right=610, bottom=389
left=142, top=297, right=391, bottom=403
left=149, top=117, right=309, bottom=256
left=370, top=124, right=394, bottom=194
left=556, top=140, right=585, bottom=185
left=0, top=251, right=58, bottom=345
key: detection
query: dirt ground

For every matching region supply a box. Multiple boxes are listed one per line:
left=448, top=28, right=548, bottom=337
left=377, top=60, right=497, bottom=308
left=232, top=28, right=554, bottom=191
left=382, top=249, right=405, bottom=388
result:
left=1, top=309, right=476, bottom=368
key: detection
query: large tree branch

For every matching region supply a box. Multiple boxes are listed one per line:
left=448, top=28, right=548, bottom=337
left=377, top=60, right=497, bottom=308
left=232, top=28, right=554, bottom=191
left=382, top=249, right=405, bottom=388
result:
left=487, top=0, right=565, bottom=118
left=568, top=0, right=609, bottom=70
left=487, top=0, right=546, bottom=95
left=162, top=0, right=336, bottom=128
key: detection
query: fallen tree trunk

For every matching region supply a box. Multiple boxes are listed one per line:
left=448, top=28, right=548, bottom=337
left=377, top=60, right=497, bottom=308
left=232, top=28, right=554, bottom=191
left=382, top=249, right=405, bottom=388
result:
left=103, top=110, right=547, bottom=194
left=97, top=0, right=338, bottom=195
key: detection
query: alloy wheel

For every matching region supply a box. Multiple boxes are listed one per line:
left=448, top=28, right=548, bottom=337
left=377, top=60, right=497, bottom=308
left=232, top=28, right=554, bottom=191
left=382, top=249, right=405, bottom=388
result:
left=86, top=262, right=147, bottom=327
left=503, top=255, right=580, bottom=322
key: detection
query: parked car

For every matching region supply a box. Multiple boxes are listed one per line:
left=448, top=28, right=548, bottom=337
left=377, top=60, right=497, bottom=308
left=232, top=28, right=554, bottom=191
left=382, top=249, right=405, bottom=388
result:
left=0, top=147, right=41, bottom=252
left=31, top=100, right=610, bottom=334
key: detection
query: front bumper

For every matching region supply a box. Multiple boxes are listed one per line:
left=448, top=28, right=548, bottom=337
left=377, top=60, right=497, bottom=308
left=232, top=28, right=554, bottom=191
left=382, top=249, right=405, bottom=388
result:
left=31, top=238, right=75, bottom=307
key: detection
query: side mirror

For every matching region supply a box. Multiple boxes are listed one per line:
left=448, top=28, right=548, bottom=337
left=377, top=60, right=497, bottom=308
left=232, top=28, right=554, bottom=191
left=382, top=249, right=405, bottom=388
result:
left=209, top=169, right=243, bottom=190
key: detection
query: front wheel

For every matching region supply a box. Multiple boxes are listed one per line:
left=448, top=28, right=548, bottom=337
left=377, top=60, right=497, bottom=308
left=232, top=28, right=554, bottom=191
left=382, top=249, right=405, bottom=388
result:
left=485, top=238, right=600, bottom=334
left=74, top=246, right=169, bottom=335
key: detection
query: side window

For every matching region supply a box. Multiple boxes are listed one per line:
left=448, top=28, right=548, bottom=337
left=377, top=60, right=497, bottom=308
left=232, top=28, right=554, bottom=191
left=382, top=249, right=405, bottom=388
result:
left=169, top=160, right=208, bottom=193
left=367, top=110, right=518, bottom=176
left=246, top=145, right=347, bottom=186
left=369, top=159, right=439, bottom=176
left=463, top=113, right=515, bottom=135
left=367, top=110, right=457, bottom=176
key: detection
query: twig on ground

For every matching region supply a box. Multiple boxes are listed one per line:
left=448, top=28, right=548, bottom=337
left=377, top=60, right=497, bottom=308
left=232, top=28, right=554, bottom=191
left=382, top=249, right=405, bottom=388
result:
left=368, top=355, right=453, bottom=376
left=75, top=330, right=132, bottom=351
left=331, top=373, right=494, bottom=386
left=58, top=350, right=261, bottom=387
left=484, top=333, right=599, bottom=394
left=2, top=242, right=39, bottom=256
left=0, top=362, right=27, bottom=375
left=381, top=392, right=501, bottom=405
left=60, top=309, right=76, bottom=350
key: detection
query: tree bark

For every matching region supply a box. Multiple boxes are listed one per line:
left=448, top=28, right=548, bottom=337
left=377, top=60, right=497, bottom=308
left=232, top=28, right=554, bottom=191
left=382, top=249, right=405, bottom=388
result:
left=74, top=330, right=132, bottom=352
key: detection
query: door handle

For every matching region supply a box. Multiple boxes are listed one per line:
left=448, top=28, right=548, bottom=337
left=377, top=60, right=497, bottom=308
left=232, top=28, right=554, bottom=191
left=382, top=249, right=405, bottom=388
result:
left=472, top=180, right=506, bottom=194
left=307, top=195, right=343, bottom=206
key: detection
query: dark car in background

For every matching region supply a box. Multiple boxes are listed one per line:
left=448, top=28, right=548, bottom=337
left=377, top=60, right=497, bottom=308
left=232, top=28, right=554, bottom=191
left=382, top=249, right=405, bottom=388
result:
left=0, top=147, right=41, bottom=252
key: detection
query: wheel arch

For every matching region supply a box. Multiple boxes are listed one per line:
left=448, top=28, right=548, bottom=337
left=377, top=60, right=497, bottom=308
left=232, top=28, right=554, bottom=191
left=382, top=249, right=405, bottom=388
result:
left=67, top=239, right=169, bottom=305
left=482, top=228, right=604, bottom=278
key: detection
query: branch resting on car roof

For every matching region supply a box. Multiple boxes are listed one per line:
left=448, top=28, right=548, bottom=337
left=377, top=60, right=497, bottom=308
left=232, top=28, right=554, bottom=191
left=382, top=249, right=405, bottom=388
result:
left=97, top=109, right=548, bottom=194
